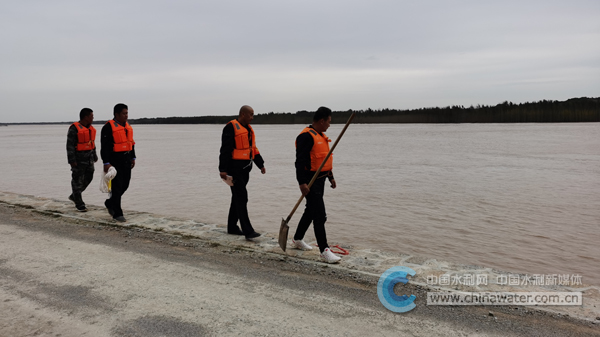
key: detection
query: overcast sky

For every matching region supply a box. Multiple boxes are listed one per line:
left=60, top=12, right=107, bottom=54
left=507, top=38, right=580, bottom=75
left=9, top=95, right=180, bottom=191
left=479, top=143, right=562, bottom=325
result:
left=0, top=0, right=598, bottom=123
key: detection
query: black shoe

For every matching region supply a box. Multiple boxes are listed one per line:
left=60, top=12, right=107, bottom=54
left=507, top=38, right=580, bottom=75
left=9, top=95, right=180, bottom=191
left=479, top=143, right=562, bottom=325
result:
left=68, top=195, right=75, bottom=204
left=245, top=232, right=261, bottom=240
left=113, top=216, right=126, bottom=222
left=76, top=205, right=88, bottom=212
left=104, top=200, right=115, bottom=216
left=227, top=227, right=245, bottom=235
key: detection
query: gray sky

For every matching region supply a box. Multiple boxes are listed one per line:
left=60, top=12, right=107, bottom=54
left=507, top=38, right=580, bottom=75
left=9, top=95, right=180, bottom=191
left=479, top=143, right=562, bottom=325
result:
left=1, top=0, right=598, bottom=123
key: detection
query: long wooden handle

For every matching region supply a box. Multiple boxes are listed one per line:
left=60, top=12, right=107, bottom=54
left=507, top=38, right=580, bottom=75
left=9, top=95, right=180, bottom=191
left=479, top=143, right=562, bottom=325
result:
left=284, top=112, right=356, bottom=223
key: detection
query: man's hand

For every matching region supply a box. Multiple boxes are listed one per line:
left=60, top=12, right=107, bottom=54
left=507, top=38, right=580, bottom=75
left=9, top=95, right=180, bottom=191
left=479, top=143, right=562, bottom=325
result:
left=220, top=172, right=228, bottom=180
left=299, top=183, right=310, bottom=196
left=69, top=162, right=77, bottom=168
left=260, top=167, right=266, bottom=174
left=131, top=159, right=136, bottom=169
left=330, top=178, right=337, bottom=189
left=104, top=163, right=112, bottom=173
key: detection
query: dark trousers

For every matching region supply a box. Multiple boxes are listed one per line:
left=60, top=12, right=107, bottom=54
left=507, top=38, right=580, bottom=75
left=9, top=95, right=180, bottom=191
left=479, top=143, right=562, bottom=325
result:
left=294, top=176, right=329, bottom=253
left=70, top=163, right=95, bottom=208
left=227, top=167, right=256, bottom=235
left=106, top=162, right=131, bottom=218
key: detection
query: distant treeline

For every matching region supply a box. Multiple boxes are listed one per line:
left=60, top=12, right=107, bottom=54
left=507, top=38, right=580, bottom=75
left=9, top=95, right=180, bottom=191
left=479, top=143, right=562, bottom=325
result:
left=4, top=97, right=599, bottom=125
left=131, top=97, right=599, bottom=125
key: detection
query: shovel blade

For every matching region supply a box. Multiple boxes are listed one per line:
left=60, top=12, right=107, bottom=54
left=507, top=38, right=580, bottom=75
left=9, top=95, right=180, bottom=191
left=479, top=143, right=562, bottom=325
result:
left=278, top=218, right=290, bottom=252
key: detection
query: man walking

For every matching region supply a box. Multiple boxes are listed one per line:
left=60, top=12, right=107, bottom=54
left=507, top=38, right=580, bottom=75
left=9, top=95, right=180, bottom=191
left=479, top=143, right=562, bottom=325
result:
left=219, top=105, right=265, bottom=240
left=66, top=108, right=98, bottom=212
left=291, top=107, right=341, bottom=263
left=101, top=103, right=136, bottom=222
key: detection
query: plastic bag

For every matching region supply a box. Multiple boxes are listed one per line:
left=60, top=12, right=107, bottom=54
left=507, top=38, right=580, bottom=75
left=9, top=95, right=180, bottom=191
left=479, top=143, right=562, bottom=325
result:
left=99, top=166, right=117, bottom=193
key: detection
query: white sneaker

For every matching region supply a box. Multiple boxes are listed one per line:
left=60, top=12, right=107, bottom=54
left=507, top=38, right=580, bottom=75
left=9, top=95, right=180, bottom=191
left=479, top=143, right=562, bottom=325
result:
left=320, top=248, right=341, bottom=264
left=291, top=239, right=313, bottom=251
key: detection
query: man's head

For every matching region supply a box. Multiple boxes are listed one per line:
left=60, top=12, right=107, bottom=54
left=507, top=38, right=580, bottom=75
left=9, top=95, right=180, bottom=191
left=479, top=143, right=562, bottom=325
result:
left=238, top=105, right=254, bottom=126
left=113, top=103, right=129, bottom=124
left=312, top=106, right=332, bottom=133
left=79, top=108, right=94, bottom=126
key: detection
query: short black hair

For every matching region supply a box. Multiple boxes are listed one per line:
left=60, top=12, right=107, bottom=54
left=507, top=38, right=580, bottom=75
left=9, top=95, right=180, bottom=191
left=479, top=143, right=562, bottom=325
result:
left=79, top=108, right=93, bottom=120
left=313, top=106, right=332, bottom=122
left=113, top=103, right=128, bottom=116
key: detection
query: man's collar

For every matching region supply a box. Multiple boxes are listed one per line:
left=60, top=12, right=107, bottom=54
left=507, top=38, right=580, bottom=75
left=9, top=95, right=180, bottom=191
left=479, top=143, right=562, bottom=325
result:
left=236, top=119, right=250, bottom=129
left=308, top=125, right=323, bottom=135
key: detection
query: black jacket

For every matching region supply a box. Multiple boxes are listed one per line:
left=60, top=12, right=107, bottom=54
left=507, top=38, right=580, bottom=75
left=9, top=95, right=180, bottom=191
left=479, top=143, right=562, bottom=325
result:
left=100, top=120, right=136, bottom=166
left=219, top=122, right=264, bottom=173
left=295, top=125, right=334, bottom=185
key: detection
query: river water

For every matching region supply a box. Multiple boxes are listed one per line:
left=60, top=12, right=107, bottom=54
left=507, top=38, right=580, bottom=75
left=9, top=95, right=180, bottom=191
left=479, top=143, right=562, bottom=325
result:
left=1, top=123, right=598, bottom=284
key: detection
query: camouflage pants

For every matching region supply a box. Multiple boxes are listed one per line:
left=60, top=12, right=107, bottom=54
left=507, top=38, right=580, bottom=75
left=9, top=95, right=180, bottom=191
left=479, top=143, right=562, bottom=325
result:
left=70, top=164, right=95, bottom=207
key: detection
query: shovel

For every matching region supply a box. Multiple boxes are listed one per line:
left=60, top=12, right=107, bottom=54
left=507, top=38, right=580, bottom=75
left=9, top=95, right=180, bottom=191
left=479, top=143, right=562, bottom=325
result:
left=279, top=112, right=356, bottom=251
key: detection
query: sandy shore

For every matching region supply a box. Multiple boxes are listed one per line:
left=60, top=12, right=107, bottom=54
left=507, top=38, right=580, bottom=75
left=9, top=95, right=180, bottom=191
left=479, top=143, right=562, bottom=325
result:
left=1, top=191, right=599, bottom=336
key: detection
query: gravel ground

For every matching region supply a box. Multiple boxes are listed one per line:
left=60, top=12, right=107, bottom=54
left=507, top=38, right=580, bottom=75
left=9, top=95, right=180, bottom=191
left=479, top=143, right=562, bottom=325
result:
left=1, top=203, right=598, bottom=336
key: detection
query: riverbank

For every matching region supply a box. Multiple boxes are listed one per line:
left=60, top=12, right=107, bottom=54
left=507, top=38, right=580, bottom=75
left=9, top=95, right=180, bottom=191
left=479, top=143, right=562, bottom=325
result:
left=1, top=191, right=599, bottom=328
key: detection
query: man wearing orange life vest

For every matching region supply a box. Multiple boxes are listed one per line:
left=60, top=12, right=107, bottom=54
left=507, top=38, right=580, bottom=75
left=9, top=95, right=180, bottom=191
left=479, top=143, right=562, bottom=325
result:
left=101, top=103, right=136, bottom=222
left=291, top=107, right=341, bottom=263
left=219, top=105, right=265, bottom=240
left=66, top=108, right=98, bottom=212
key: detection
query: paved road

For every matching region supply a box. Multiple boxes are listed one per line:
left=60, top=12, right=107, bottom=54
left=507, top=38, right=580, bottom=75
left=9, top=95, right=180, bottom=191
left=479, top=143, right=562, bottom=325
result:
left=0, top=204, right=597, bottom=336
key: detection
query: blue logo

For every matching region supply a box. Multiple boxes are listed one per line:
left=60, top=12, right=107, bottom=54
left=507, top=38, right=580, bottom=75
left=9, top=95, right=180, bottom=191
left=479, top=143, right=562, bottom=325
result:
left=377, top=266, right=417, bottom=313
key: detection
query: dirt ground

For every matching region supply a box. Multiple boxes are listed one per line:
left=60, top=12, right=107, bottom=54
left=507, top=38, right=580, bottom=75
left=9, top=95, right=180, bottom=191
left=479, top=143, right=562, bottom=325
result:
left=1, top=203, right=598, bottom=336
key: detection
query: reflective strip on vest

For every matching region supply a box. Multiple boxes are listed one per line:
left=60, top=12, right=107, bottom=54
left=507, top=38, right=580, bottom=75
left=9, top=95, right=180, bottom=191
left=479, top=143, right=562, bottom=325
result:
left=298, top=127, right=333, bottom=172
left=108, top=120, right=135, bottom=152
left=72, top=122, right=96, bottom=151
left=229, top=119, right=260, bottom=160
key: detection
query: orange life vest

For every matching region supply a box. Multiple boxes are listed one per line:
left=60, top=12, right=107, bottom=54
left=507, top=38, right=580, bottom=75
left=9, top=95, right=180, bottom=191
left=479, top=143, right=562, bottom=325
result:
left=229, top=119, right=260, bottom=160
left=72, top=122, right=96, bottom=151
left=298, top=127, right=333, bottom=172
left=107, top=120, right=135, bottom=152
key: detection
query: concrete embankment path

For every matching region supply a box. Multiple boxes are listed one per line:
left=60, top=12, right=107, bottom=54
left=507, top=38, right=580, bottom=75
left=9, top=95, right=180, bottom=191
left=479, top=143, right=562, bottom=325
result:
left=0, top=191, right=598, bottom=336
